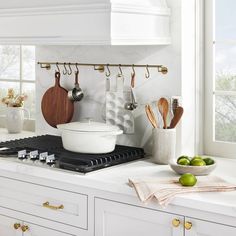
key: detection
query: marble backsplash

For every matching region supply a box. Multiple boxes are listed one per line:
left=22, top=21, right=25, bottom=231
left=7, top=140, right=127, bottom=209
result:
left=36, top=47, right=180, bottom=153
left=35, top=0, right=182, bottom=154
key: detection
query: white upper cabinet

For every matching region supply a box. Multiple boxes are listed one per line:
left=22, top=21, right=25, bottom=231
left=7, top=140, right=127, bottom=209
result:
left=0, top=0, right=171, bottom=45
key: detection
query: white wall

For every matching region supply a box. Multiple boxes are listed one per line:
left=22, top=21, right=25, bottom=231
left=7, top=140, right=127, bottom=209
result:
left=35, top=0, right=183, bottom=154
left=0, top=0, right=168, bottom=9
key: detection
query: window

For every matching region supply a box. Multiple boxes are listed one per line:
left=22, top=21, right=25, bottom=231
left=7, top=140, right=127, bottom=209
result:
left=205, top=0, right=236, bottom=158
left=0, top=46, right=35, bottom=119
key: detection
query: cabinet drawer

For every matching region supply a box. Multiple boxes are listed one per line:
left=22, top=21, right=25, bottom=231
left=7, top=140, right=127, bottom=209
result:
left=23, top=221, right=72, bottom=236
left=0, top=213, right=72, bottom=236
left=0, top=176, right=87, bottom=229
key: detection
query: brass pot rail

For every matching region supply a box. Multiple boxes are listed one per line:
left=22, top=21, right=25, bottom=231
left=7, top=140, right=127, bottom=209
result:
left=37, top=62, right=168, bottom=76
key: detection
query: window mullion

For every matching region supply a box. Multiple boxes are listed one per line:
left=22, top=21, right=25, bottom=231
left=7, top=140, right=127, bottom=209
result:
left=20, top=45, right=23, bottom=94
left=0, top=79, right=35, bottom=83
left=214, top=91, right=236, bottom=96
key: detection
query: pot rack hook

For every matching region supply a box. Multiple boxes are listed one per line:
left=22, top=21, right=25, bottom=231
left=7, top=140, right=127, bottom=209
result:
left=55, top=62, right=60, bottom=73
left=105, top=64, right=111, bottom=77
left=131, top=65, right=135, bottom=88
left=75, top=63, right=80, bottom=74
left=68, top=63, right=73, bottom=75
left=145, top=64, right=150, bottom=79
left=118, top=64, right=123, bottom=76
left=63, top=62, right=68, bottom=75
left=131, top=64, right=136, bottom=77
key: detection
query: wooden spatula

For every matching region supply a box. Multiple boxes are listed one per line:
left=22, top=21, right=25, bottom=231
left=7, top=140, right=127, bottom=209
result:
left=169, top=106, right=184, bottom=128
left=145, top=104, right=158, bottom=128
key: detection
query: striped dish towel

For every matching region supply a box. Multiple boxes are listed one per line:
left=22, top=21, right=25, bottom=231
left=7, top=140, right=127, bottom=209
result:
left=128, top=176, right=236, bottom=207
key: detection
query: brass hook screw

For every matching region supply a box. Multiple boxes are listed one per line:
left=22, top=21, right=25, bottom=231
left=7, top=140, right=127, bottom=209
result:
left=118, top=64, right=123, bottom=76
left=145, top=64, right=150, bottom=78
left=68, top=63, right=72, bottom=75
left=131, top=64, right=136, bottom=77
left=75, top=63, right=80, bottom=74
left=63, top=62, right=68, bottom=75
left=55, top=62, right=60, bottom=73
left=105, top=64, right=111, bottom=77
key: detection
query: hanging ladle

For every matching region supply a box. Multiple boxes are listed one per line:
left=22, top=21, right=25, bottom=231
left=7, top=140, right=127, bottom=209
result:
left=68, top=64, right=84, bottom=102
left=125, top=65, right=138, bottom=111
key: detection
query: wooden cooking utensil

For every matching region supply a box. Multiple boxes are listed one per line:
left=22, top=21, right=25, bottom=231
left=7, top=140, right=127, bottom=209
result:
left=145, top=104, right=158, bottom=128
left=157, top=97, right=169, bottom=129
left=169, top=106, right=184, bottom=128
left=41, top=72, right=74, bottom=128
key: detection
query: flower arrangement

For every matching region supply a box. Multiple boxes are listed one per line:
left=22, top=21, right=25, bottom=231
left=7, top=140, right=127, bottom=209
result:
left=1, top=88, right=27, bottom=107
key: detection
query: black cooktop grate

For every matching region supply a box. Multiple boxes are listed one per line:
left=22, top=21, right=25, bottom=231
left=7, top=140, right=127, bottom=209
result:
left=0, top=135, right=145, bottom=173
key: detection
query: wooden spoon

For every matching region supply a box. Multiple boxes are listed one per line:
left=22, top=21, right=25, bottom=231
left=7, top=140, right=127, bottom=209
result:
left=145, top=104, right=158, bottom=128
left=157, top=97, right=169, bottom=129
left=169, top=106, right=184, bottom=128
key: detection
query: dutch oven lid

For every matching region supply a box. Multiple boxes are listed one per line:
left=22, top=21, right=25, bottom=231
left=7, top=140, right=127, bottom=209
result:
left=57, top=121, right=121, bottom=132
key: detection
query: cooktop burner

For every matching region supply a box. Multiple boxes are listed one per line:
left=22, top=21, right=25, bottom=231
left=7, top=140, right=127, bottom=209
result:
left=0, top=135, right=145, bottom=173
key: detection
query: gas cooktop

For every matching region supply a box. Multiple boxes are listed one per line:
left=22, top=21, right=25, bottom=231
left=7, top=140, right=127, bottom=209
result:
left=0, top=135, right=145, bottom=174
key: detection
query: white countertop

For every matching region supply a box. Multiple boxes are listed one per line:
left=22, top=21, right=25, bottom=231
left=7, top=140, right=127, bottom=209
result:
left=0, top=128, right=36, bottom=142
left=0, top=128, right=236, bottom=219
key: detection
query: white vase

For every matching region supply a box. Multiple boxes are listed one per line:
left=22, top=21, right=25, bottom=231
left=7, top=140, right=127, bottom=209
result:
left=5, top=107, right=28, bottom=134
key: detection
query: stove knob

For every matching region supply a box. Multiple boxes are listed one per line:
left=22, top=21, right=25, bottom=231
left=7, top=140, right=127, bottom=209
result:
left=29, top=150, right=39, bottom=160
left=46, top=154, right=56, bottom=165
left=39, top=152, right=48, bottom=162
left=18, top=150, right=27, bottom=160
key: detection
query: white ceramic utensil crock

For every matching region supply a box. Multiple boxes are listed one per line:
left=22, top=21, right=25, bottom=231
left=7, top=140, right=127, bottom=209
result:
left=152, top=128, right=176, bottom=164
left=57, top=121, right=123, bottom=154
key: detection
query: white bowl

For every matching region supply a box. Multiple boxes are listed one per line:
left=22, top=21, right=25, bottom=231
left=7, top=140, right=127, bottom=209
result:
left=169, top=162, right=217, bottom=176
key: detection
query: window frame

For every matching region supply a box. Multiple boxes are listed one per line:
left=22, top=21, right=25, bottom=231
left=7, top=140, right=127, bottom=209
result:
left=0, top=45, right=35, bottom=131
left=0, top=46, right=35, bottom=98
left=204, top=0, right=236, bottom=158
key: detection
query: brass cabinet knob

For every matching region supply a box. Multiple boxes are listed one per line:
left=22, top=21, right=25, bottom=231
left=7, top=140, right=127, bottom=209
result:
left=185, top=221, right=192, bottom=230
left=13, top=223, right=21, bottom=230
left=43, top=201, right=64, bottom=210
left=21, top=225, right=29, bottom=232
left=172, top=218, right=181, bottom=227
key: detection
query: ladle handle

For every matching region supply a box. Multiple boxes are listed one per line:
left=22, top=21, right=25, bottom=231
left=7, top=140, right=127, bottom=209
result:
left=131, top=72, right=135, bottom=88
left=75, top=71, right=79, bottom=85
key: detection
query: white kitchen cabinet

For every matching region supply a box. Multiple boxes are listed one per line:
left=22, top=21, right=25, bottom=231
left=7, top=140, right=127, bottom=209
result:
left=0, top=214, right=21, bottom=236
left=22, top=221, right=71, bottom=236
left=0, top=142, right=236, bottom=236
left=0, top=175, right=88, bottom=235
left=0, top=176, right=88, bottom=230
left=0, top=214, right=71, bottom=236
left=95, top=198, right=184, bottom=236
left=0, top=0, right=171, bottom=45
left=95, top=198, right=236, bottom=236
left=184, top=217, right=236, bottom=236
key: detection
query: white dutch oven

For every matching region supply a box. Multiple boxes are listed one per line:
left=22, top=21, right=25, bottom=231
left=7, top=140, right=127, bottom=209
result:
left=57, top=121, right=123, bottom=154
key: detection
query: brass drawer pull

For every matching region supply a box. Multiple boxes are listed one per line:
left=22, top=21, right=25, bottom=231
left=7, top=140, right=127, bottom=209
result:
left=21, top=225, right=29, bottom=232
left=185, top=221, right=192, bottom=230
left=43, top=201, right=64, bottom=210
left=172, top=218, right=181, bottom=227
left=13, top=223, right=21, bottom=230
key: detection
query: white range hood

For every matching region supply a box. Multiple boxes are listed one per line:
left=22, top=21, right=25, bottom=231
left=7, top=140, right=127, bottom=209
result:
left=0, top=0, right=171, bottom=45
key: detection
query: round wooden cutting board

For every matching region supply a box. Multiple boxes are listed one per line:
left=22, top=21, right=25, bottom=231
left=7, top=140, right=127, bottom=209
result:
left=41, top=72, right=74, bottom=128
